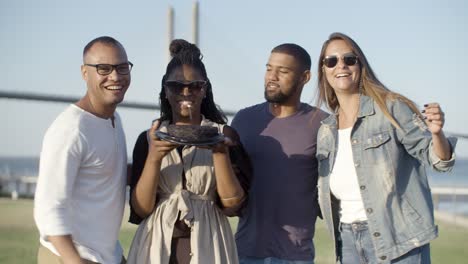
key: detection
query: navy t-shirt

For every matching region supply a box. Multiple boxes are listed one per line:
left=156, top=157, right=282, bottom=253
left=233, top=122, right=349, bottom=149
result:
left=231, top=102, right=328, bottom=261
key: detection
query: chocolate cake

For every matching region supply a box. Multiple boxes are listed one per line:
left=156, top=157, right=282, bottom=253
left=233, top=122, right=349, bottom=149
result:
left=166, top=125, right=219, bottom=142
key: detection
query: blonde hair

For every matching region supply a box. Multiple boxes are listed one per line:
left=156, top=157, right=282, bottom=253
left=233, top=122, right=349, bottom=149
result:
left=316, top=32, right=421, bottom=129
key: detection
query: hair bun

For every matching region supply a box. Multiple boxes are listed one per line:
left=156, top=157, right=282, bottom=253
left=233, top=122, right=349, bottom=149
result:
left=169, top=39, right=202, bottom=59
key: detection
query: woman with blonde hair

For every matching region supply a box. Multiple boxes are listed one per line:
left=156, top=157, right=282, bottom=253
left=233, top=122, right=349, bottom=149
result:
left=315, top=32, right=457, bottom=263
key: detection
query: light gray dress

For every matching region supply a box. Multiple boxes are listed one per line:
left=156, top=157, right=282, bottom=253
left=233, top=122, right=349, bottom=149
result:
left=127, top=119, right=239, bottom=264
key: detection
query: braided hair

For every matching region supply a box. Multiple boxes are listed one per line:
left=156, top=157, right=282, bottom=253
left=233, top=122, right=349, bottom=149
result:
left=159, top=39, right=227, bottom=124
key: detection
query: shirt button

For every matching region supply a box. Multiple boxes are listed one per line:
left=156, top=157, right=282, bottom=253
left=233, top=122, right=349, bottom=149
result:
left=355, top=163, right=360, bottom=167
left=189, top=252, right=194, bottom=256
left=380, top=256, right=387, bottom=260
left=366, top=208, right=373, bottom=213
left=360, top=185, right=366, bottom=190
left=352, top=139, right=358, bottom=144
left=374, top=232, right=381, bottom=237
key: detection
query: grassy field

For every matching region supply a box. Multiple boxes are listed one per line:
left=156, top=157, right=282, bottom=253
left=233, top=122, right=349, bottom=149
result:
left=0, top=198, right=466, bottom=264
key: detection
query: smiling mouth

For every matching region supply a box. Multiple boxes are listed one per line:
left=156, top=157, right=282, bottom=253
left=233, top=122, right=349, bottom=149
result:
left=179, top=100, right=193, bottom=108
left=336, top=73, right=351, bottom=78
left=266, top=82, right=280, bottom=89
left=105, top=85, right=123, bottom=91
left=266, top=83, right=280, bottom=93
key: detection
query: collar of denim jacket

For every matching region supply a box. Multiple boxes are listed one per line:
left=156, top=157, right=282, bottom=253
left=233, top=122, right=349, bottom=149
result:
left=357, top=95, right=375, bottom=118
left=321, top=95, right=375, bottom=127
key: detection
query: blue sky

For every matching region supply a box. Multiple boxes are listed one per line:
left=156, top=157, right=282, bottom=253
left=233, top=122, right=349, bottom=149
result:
left=1, top=0, right=467, bottom=158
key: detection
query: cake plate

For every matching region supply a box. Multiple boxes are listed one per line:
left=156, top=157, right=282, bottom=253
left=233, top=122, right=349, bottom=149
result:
left=155, top=130, right=225, bottom=146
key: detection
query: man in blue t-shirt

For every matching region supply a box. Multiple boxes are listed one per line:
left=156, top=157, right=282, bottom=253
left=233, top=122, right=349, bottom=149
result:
left=232, top=43, right=328, bottom=264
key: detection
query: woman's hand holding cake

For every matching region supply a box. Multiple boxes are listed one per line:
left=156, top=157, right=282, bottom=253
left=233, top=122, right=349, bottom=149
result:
left=148, top=119, right=178, bottom=163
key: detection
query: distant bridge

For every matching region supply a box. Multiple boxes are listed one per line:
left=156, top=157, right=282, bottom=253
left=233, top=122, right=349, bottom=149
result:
left=0, top=90, right=237, bottom=117
left=1, top=90, right=466, bottom=139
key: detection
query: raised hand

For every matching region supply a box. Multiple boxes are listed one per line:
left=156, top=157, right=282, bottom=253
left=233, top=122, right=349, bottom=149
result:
left=148, top=119, right=179, bottom=162
left=196, top=135, right=235, bottom=154
left=422, top=103, right=445, bottom=135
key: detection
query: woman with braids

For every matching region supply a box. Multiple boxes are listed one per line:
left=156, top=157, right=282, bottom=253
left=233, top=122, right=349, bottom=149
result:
left=126, top=39, right=251, bottom=264
left=315, top=32, right=457, bottom=264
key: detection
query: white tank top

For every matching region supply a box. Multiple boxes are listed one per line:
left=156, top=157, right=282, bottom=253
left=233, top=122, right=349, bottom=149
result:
left=329, top=127, right=368, bottom=223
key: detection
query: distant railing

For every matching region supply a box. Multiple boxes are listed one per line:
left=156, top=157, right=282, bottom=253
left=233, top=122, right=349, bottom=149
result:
left=432, top=187, right=468, bottom=196
left=432, top=187, right=468, bottom=228
left=432, top=187, right=468, bottom=209
left=2, top=172, right=468, bottom=227
left=0, top=174, right=37, bottom=200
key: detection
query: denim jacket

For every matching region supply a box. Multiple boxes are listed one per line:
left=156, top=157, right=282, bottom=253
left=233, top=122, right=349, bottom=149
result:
left=316, top=95, right=457, bottom=263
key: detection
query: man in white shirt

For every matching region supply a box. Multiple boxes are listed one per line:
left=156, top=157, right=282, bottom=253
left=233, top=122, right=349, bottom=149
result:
left=34, top=36, right=132, bottom=264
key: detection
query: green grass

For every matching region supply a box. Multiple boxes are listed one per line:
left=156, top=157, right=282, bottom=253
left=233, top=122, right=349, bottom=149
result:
left=0, top=198, right=466, bottom=264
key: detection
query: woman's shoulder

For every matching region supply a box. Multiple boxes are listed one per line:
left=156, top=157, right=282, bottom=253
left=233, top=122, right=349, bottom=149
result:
left=137, top=129, right=149, bottom=141
left=133, top=129, right=150, bottom=152
left=384, top=97, right=418, bottom=118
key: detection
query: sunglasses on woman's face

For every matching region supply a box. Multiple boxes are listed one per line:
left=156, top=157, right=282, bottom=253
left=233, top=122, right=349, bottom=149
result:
left=164, top=80, right=207, bottom=94
left=323, top=54, right=359, bottom=68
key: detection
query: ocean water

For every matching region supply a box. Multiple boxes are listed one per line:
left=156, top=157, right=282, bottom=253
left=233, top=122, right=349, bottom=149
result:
left=427, top=158, right=468, bottom=187
left=1, top=156, right=467, bottom=215
left=0, top=156, right=39, bottom=176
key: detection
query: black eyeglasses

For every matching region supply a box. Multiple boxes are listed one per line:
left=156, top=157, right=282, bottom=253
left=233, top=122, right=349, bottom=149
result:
left=85, top=62, right=133, bottom=75
left=323, top=54, right=358, bottom=68
left=164, top=80, right=207, bottom=94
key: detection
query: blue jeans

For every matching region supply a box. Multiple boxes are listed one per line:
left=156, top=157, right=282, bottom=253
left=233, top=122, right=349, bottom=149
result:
left=339, top=221, right=430, bottom=264
left=240, top=257, right=314, bottom=264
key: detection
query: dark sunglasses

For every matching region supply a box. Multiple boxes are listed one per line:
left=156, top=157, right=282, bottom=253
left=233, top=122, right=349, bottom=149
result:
left=164, top=80, right=207, bottom=93
left=85, top=62, right=133, bottom=75
left=323, top=54, right=358, bottom=68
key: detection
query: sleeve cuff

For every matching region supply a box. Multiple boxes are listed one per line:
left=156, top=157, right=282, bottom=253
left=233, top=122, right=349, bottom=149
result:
left=429, top=136, right=457, bottom=172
